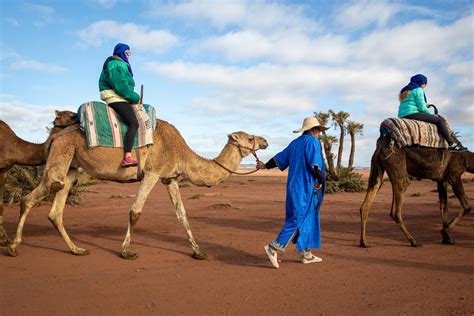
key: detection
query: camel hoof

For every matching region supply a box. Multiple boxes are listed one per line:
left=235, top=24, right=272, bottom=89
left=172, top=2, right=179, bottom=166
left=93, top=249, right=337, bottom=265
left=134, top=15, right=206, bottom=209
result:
left=442, top=238, right=455, bottom=245
left=0, top=237, right=11, bottom=247
left=72, top=248, right=90, bottom=256
left=121, top=251, right=139, bottom=260
left=7, top=246, right=18, bottom=257
left=440, top=230, right=454, bottom=245
left=192, top=251, right=208, bottom=260
left=410, top=242, right=421, bottom=248
left=359, top=242, right=368, bottom=248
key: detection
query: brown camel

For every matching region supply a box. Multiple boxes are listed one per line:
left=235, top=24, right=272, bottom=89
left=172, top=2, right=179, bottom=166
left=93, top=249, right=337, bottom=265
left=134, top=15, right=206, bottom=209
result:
left=0, top=112, right=78, bottom=245
left=360, top=136, right=473, bottom=247
left=7, top=113, right=268, bottom=259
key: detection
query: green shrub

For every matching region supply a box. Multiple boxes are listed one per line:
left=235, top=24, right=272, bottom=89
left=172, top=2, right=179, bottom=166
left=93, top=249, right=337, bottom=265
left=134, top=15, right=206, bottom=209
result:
left=325, top=167, right=365, bottom=194
left=4, top=166, right=94, bottom=206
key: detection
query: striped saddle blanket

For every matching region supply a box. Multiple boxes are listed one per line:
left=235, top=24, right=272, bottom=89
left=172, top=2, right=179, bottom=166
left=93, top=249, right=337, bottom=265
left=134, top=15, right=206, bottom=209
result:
left=380, top=118, right=450, bottom=149
left=78, top=101, right=156, bottom=149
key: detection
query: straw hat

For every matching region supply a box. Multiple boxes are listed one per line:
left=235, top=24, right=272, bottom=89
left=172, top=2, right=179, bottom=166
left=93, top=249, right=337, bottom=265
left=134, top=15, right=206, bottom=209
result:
left=293, top=116, right=328, bottom=133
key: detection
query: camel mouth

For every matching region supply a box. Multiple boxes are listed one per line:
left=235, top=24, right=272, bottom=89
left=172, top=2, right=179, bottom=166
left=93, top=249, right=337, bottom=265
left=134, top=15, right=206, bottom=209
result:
left=259, top=138, right=269, bottom=150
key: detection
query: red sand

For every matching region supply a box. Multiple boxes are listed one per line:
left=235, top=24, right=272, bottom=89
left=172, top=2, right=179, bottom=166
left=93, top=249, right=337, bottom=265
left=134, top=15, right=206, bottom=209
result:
left=1, top=175, right=473, bottom=315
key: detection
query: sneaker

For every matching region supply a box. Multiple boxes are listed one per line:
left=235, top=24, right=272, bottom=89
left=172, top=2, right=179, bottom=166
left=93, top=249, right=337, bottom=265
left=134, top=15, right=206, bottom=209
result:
left=121, top=156, right=138, bottom=167
left=448, top=144, right=468, bottom=152
left=301, top=255, right=322, bottom=264
left=264, top=245, right=279, bottom=269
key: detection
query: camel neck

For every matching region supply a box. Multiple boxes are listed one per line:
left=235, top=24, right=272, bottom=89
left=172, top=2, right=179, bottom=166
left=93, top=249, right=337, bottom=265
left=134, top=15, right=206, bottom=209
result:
left=184, top=142, right=242, bottom=186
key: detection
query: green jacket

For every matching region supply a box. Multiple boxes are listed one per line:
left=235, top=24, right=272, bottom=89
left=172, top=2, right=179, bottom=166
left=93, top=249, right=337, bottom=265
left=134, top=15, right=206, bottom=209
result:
left=98, top=58, right=140, bottom=104
left=398, top=87, right=431, bottom=118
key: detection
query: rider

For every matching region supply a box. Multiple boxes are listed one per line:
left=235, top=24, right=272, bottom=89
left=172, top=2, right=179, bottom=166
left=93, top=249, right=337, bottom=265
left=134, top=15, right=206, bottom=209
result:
left=398, top=74, right=467, bottom=152
left=99, top=43, right=141, bottom=167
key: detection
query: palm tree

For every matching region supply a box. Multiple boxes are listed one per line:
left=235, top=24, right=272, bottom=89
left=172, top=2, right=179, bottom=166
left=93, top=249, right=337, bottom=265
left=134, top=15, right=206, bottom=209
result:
left=346, top=121, right=364, bottom=169
left=318, top=134, right=338, bottom=177
left=314, top=111, right=336, bottom=177
left=329, top=110, right=350, bottom=170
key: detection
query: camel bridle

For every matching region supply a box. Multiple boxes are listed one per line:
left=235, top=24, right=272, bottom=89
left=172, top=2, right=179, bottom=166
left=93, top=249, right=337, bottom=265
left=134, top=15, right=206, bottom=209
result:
left=213, top=135, right=262, bottom=175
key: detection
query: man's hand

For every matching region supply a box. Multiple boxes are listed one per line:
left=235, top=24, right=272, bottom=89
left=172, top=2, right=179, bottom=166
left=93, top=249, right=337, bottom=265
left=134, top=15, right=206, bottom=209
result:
left=256, top=161, right=266, bottom=170
left=314, top=182, right=322, bottom=191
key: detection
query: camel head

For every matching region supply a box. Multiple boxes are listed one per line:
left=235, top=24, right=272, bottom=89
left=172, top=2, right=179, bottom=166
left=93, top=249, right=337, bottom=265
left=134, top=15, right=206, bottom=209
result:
left=53, top=110, right=78, bottom=128
left=227, top=132, right=268, bottom=158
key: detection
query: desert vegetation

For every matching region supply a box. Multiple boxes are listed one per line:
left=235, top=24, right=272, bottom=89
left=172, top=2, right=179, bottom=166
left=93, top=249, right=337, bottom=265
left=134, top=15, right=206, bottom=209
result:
left=314, top=111, right=365, bottom=193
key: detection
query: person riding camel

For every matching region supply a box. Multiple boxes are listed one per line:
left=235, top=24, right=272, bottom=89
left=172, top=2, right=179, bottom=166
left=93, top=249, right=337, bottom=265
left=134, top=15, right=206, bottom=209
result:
left=398, top=74, right=467, bottom=152
left=99, top=43, right=141, bottom=167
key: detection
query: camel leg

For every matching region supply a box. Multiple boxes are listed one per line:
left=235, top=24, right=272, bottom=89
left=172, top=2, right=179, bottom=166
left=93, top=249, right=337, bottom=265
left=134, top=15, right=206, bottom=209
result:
left=46, top=170, right=88, bottom=255
left=0, top=168, right=12, bottom=246
left=121, top=172, right=159, bottom=260
left=359, top=161, right=384, bottom=247
left=7, top=178, right=52, bottom=256
left=165, top=179, right=207, bottom=259
left=389, top=179, right=419, bottom=247
left=7, top=145, right=74, bottom=257
left=437, top=181, right=453, bottom=244
left=441, top=178, right=471, bottom=243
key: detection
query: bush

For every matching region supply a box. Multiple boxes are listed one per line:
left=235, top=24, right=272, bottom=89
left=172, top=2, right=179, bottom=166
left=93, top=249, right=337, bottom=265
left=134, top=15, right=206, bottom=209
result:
left=325, top=167, right=365, bottom=194
left=4, top=166, right=95, bottom=206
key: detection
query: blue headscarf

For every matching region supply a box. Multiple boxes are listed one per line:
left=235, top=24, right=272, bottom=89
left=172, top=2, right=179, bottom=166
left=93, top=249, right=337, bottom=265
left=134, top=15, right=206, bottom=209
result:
left=400, top=74, right=427, bottom=102
left=102, top=43, right=133, bottom=76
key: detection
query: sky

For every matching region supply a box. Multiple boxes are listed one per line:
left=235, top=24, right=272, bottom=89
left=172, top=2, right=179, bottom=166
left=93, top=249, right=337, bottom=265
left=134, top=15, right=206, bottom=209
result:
left=1, top=0, right=473, bottom=168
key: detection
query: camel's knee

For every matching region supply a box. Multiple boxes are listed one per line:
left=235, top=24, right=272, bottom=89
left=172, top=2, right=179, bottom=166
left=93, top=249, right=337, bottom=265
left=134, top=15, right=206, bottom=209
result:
left=20, top=197, right=35, bottom=216
left=50, top=181, right=65, bottom=193
left=464, top=206, right=471, bottom=216
left=129, top=209, right=142, bottom=226
left=390, top=212, right=400, bottom=223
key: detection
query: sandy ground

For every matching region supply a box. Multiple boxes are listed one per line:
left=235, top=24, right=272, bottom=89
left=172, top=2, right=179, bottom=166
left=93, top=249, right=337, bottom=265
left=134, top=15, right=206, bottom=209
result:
left=1, top=173, right=473, bottom=315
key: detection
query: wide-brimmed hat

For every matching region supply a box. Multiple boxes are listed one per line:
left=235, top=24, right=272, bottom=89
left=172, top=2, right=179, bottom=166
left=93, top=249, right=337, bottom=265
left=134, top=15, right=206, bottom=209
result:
left=293, top=116, right=328, bottom=133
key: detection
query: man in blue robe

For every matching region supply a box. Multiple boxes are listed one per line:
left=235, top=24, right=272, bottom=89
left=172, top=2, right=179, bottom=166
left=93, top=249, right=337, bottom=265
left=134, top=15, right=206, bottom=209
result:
left=257, top=116, right=327, bottom=269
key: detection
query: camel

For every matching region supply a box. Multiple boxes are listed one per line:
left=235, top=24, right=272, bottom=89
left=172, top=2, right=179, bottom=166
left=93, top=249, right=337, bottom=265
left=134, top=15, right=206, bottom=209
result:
left=0, top=112, right=78, bottom=246
left=359, top=136, right=473, bottom=247
left=7, top=112, right=268, bottom=259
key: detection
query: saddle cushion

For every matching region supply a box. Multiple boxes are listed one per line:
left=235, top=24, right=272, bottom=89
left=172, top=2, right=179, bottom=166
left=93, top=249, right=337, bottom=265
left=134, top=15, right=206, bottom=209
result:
left=380, top=118, right=450, bottom=149
left=78, top=101, right=156, bottom=149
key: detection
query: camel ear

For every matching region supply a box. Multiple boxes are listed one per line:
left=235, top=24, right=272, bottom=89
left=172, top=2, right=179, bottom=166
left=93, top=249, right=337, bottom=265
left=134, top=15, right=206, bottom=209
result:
left=228, top=133, right=240, bottom=142
left=55, top=110, right=60, bottom=117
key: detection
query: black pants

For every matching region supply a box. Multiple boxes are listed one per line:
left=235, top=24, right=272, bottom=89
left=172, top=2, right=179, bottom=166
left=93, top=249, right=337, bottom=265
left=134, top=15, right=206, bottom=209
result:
left=403, top=112, right=454, bottom=145
left=108, top=102, right=139, bottom=152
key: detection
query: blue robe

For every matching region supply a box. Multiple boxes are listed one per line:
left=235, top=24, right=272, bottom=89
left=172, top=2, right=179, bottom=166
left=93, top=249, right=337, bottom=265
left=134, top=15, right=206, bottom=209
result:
left=272, top=132, right=325, bottom=251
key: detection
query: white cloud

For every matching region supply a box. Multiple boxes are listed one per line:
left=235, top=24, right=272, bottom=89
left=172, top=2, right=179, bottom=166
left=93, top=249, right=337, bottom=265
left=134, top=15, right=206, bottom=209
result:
left=201, top=30, right=350, bottom=64
left=6, top=17, right=20, bottom=27
left=352, top=15, right=474, bottom=67
left=24, top=3, right=55, bottom=27
left=336, top=0, right=402, bottom=29
left=335, top=0, right=439, bottom=30
left=0, top=96, right=74, bottom=142
left=10, top=58, right=68, bottom=73
left=149, top=0, right=318, bottom=33
left=78, top=21, right=179, bottom=53
left=89, top=0, right=117, bottom=9
left=1, top=49, right=68, bottom=73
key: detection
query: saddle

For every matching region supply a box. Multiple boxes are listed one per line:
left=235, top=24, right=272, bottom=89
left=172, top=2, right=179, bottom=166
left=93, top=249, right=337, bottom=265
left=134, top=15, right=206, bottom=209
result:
left=380, top=118, right=451, bottom=149
left=77, top=101, right=156, bottom=149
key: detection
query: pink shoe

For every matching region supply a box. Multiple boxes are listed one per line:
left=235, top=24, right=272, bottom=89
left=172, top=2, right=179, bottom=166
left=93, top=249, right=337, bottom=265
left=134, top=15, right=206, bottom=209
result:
left=121, top=156, right=138, bottom=168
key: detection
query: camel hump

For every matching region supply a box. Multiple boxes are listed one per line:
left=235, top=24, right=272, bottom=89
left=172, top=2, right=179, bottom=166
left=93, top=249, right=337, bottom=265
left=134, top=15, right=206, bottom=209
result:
left=380, top=118, right=451, bottom=149
left=77, top=101, right=156, bottom=149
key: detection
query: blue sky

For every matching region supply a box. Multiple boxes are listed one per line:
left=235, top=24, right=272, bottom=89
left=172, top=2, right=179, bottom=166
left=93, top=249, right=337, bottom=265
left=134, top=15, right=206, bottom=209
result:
left=1, top=0, right=473, bottom=167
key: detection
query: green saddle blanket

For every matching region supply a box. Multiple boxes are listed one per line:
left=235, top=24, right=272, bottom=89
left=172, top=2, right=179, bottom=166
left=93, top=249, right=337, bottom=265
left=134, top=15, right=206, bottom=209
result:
left=78, top=101, right=156, bottom=148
